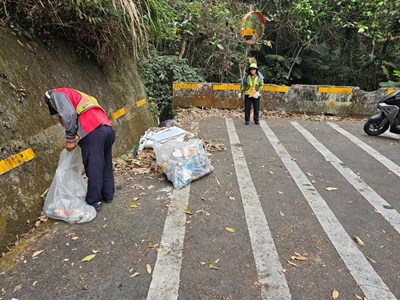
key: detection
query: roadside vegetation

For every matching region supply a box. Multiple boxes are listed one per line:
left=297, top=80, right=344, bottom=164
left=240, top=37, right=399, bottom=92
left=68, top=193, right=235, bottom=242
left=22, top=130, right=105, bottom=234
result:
left=1, top=0, right=399, bottom=119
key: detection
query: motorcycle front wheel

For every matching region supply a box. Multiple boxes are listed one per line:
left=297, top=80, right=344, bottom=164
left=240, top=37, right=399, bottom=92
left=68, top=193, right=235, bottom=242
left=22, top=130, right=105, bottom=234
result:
left=363, top=119, right=389, bottom=136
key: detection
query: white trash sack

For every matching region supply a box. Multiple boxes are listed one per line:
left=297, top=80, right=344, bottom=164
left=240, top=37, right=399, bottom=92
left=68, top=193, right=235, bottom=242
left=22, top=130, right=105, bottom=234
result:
left=43, top=148, right=96, bottom=223
left=153, top=138, right=214, bottom=189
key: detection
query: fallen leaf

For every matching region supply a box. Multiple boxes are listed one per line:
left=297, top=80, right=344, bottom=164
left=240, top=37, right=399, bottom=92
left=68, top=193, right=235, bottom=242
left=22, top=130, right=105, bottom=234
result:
left=354, top=295, right=363, bottom=300
left=102, top=224, right=108, bottom=228
left=132, top=197, right=139, bottom=201
left=32, top=250, right=44, bottom=258
left=13, top=283, right=22, bottom=293
left=130, top=203, right=139, bottom=208
left=82, top=284, right=89, bottom=290
left=186, top=220, right=192, bottom=224
left=269, top=171, right=274, bottom=174
left=332, top=289, right=339, bottom=299
left=182, top=209, right=193, bottom=215
left=81, top=254, right=96, bottom=262
left=278, top=191, right=284, bottom=195
left=292, top=255, right=308, bottom=261
left=224, top=227, right=235, bottom=233
left=325, top=187, right=338, bottom=191
left=130, top=272, right=140, bottom=278
left=71, top=236, right=79, bottom=241
left=307, top=172, right=313, bottom=177
left=146, top=264, right=152, bottom=274
left=92, top=250, right=100, bottom=254
left=281, top=268, right=288, bottom=273
left=208, top=263, right=219, bottom=270
left=287, top=260, right=297, bottom=267
left=280, top=211, right=285, bottom=216
left=200, top=261, right=206, bottom=265
left=354, top=235, right=364, bottom=246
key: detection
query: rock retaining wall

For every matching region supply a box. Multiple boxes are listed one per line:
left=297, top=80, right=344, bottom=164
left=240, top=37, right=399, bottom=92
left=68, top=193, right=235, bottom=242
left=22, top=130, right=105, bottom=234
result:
left=173, top=82, right=398, bottom=117
left=0, top=27, right=156, bottom=253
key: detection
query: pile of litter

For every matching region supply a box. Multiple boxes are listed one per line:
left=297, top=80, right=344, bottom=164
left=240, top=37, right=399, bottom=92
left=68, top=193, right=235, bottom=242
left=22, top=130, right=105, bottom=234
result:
left=115, top=124, right=225, bottom=189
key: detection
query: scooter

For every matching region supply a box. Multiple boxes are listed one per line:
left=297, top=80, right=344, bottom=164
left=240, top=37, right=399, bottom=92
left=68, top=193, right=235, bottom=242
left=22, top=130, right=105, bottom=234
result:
left=364, top=90, right=400, bottom=136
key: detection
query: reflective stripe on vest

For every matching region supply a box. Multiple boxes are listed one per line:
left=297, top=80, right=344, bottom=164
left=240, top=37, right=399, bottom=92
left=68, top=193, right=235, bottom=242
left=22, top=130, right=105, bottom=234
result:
left=75, top=90, right=104, bottom=115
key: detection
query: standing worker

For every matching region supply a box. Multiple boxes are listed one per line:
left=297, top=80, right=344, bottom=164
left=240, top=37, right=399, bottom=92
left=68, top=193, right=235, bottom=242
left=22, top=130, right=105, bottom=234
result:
left=239, top=62, right=264, bottom=125
left=43, top=87, right=115, bottom=212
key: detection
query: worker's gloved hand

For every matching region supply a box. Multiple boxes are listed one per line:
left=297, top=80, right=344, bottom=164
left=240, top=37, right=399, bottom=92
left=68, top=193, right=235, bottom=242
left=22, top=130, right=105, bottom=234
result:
left=65, top=141, right=76, bottom=152
left=238, top=92, right=242, bottom=99
left=254, top=91, right=260, bottom=98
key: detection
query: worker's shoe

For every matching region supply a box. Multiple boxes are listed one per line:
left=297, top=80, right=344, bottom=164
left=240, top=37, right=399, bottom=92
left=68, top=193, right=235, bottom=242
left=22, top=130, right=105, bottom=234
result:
left=255, top=121, right=260, bottom=125
left=103, top=199, right=113, bottom=204
left=90, top=201, right=103, bottom=212
left=245, top=121, right=249, bottom=125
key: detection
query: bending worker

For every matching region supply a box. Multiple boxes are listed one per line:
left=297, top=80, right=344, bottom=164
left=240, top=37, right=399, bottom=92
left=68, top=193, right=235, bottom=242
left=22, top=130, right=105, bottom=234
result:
left=239, top=62, right=264, bottom=125
left=43, top=87, right=115, bottom=212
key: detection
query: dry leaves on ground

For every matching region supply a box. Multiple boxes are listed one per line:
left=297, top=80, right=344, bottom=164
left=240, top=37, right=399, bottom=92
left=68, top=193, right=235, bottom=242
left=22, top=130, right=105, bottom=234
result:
left=174, top=107, right=363, bottom=128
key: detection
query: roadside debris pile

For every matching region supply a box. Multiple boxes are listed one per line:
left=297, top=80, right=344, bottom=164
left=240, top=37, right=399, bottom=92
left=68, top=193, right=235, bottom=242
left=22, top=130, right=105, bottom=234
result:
left=173, top=107, right=360, bottom=127
left=153, top=136, right=214, bottom=189
left=114, top=124, right=222, bottom=189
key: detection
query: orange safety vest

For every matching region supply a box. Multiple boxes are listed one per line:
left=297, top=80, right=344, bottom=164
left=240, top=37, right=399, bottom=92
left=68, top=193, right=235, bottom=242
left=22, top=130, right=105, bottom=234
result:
left=75, top=90, right=105, bottom=115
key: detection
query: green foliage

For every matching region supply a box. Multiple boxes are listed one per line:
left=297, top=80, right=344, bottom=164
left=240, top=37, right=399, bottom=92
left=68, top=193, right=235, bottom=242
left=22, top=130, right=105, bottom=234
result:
left=255, top=0, right=400, bottom=90
left=2, top=0, right=399, bottom=92
left=0, top=0, right=158, bottom=61
left=154, top=0, right=246, bottom=83
left=380, top=70, right=400, bottom=88
left=138, top=50, right=204, bottom=121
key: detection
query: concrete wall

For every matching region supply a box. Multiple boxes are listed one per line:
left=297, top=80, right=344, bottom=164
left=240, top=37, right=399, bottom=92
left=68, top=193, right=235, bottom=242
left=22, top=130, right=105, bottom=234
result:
left=0, top=27, right=157, bottom=253
left=173, top=83, right=398, bottom=117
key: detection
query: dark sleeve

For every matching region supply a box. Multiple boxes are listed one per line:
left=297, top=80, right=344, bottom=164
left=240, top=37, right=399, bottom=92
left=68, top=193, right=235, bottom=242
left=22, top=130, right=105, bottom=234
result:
left=51, top=92, right=78, bottom=143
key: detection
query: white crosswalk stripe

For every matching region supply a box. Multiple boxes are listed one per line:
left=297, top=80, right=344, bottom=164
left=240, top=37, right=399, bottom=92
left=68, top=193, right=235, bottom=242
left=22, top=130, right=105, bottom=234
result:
left=327, top=122, right=400, bottom=177
left=260, top=120, right=397, bottom=300
left=226, top=118, right=292, bottom=300
left=147, top=122, right=199, bottom=300
left=147, top=118, right=400, bottom=299
left=292, top=121, right=400, bottom=234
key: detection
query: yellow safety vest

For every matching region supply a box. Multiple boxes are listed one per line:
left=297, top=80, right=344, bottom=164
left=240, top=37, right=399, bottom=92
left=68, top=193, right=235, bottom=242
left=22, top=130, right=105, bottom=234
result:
left=75, top=90, right=104, bottom=115
left=245, top=75, right=259, bottom=96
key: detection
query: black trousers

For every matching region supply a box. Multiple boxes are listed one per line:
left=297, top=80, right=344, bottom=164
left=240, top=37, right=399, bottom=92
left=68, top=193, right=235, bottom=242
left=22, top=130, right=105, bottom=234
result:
left=78, top=125, right=116, bottom=205
left=244, top=95, right=260, bottom=122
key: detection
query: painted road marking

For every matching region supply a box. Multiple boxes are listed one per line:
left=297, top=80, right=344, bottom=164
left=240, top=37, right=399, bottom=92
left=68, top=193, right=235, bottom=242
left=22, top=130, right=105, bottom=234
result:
left=261, top=120, right=397, bottom=300
left=111, top=107, right=126, bottom=120
left=327, top=122, right=400, bottom=177
left=262, top=85, right=289, bottom=93
left=292, top=121, right=400, bottom=234
left=147, top=122, right=198, bottom=300
left=172, top=83, right=199, bottom=90
left=318, top=87, right=352, bottom=94
left=213, top=84, right=241, bottom=91
left=136, top=99, right=147, bottom=108
left=0, top=148, right=35, bottom=175
left=226, top=118, right=291, bottom=300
